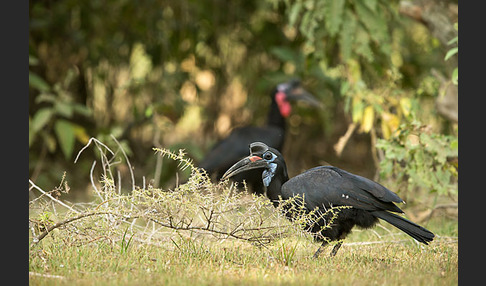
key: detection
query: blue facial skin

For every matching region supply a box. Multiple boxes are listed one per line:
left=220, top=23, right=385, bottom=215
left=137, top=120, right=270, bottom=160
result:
left=262, top=152, right=277, bottom=187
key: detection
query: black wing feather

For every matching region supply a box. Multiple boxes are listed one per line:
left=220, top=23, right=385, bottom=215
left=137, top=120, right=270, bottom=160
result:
left=281, top=166, right=404, bottom=213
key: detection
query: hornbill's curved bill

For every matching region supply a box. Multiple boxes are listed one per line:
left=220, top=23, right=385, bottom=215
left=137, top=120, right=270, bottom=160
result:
left=222, top=142, right=434, bottom=258
left=199, top=80, right=321, bottom=195
left=275, top=81, right=322, bottom=115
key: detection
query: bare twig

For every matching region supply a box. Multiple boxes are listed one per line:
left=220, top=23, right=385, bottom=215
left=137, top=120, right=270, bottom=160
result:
left=74, top=137, right=114, bottom=164
left=111, top=134, right=135, bottom=191
left=89, top=160, right=103, bottom=201
left=31, top=211, right=116, bottom=245
left=96, top=141, right=114, bottom=185
left=334, top=122, right=357, bottom=157
left=344, top=240, right=410, bottom=246
left=117, top=170, right=122, bottom=195
left=29, top=272, right=65, bottom=279
left=29, top=179, right=81, bottom=214
left=146, top=217, right=277, bottom=246
left=417, top=203, right=458, bottom=223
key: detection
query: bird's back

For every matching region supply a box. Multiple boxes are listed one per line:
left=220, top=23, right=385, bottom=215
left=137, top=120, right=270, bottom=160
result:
left=280, top=166, right=404, bottom=213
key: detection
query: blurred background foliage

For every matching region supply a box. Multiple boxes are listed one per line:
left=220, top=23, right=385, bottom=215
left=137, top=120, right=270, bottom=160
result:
left=29, top=0, right=457, bottom=209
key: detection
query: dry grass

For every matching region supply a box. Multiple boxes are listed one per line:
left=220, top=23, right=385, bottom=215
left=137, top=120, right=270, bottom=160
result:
left=29, top=138, right=458, bottom=285
left=28, top=226, right=457, bottom=286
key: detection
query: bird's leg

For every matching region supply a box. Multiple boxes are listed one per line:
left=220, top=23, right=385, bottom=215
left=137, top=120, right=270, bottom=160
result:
left=330, top=241, right=343, bottom=257
left=312, top=241, right=328, bottom=259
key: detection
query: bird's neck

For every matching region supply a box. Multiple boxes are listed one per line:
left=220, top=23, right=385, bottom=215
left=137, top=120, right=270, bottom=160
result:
left=266, top=99, right=287, bottom=130
left=265, top=174, right=289, bottom=208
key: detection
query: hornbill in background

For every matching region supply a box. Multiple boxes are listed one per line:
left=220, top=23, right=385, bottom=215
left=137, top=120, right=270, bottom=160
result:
left=222, top=142, right=434, bottom=258
left=199, top=80, right=321, bottom=195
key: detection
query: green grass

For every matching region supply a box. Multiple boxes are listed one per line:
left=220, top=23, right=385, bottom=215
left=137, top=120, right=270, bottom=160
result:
left=29, top=216, right=457, bottom=285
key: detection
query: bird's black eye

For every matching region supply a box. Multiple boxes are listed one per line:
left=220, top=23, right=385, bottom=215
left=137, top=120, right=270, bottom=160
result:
left=263, top=152, right=273, bottom=161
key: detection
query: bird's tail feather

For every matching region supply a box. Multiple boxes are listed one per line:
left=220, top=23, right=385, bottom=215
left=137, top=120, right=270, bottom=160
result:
left=371, top=211, right=434, bottom=244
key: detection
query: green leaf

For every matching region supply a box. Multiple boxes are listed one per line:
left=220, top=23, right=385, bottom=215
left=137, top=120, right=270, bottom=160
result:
left=323, top=0, right=345, bottom=37
left=288, top=2, right=302, bottom=27
left=355, top=2, right=390, bottom=54
left=55, top=101, right=74, bottom=118
left=451, top=68, right=458, bottom=85
left=145, top=105, right=154, bottom=118
left=54, top=119, right=76, bottom=159
left=299, top=11, right=318, bottom=41
left=339, top=11, right=357, bottom=61
left=444, top=47, right=458, bottom=61
left=449, top=137, right=458, bottom=151
left=447, top=36, right=458, bottom=45
left=354, top=24, right=373, bottom=61
left=72, top=103, right=93, bottom=117
left=270, top=46, right=296, bottom=62
left=352, top=97, right=364, bottom=123
left=29, top=71, right=51, bottom=92
left=363, top=0, right=377, bottom=11
left=31, top=108, right=53, bottom=133
left=35, top=93, right=57, bottom=104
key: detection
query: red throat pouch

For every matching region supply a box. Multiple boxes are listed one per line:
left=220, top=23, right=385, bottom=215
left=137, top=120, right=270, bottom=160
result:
left=275, top=91, right=291, bottom=117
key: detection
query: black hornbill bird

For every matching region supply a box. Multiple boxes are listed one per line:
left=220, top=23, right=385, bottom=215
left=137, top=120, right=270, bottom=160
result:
left=222, top=142, right=435, bottom=257
left=199, top=80, right=321, bottom=195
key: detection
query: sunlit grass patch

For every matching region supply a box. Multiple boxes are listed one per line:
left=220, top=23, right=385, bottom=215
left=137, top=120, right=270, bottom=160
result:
left=29, top=138, right=457, bottom=285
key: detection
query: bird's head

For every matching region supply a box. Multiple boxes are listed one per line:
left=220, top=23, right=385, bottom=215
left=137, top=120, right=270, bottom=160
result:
left=221, top=142, right=288, bottom=187
left=273, top=79, right=322, bottom=118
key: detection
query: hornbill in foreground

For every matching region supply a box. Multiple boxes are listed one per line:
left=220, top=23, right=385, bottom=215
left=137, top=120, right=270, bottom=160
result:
left=199, top=80, right=321, bottom=195
left=222, top=142, right=434, bottom=258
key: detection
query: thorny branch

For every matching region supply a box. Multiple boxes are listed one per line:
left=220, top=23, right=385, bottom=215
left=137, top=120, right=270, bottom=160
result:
left=29, top=179, right=81, bottom=214
left=29, top=137, right=348, bottom=251
left=31, top=211, right=116, bottom=245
